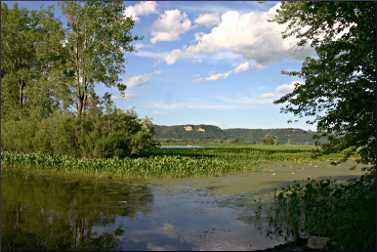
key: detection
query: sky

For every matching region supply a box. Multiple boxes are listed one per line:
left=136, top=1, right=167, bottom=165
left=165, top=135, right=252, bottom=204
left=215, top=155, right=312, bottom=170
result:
left=11, top=1, right=317, bottom=130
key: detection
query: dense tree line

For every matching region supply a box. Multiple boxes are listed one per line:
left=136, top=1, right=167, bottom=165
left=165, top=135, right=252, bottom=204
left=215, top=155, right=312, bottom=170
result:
left=1, top=2, right=155, bottom=158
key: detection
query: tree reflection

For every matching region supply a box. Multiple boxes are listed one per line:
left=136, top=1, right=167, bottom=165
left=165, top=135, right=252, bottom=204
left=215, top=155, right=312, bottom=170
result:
left=2, top=171, right=153, bottom=250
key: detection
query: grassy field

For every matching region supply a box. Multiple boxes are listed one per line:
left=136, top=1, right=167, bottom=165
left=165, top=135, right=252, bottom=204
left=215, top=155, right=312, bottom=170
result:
left=2, top=144, right=351, bottom=179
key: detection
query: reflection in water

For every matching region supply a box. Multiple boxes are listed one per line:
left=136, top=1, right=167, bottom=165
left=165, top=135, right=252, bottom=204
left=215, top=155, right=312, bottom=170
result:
left=2, top=170, right=284, bottom=251
left=2, top=171, right=153, bottom=250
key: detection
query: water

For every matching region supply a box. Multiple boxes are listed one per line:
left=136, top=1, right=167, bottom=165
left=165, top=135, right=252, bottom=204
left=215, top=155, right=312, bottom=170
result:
left=2, top=171, right=283, bottom=251
left=2, top=161, right=362, bottom=251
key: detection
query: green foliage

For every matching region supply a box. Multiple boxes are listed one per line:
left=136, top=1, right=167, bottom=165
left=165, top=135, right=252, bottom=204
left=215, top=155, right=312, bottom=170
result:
left=2, top=110, right=155, bottom=158
left=1, top=3, right=151, bottom=158
left=61, top=0, right=139, bottom=115
left=262, top=134, right=279, bottom=145
left=2, top=152, right=233, bottom=179
left=273, top=2, right=376, bottom=164
left=266, top=174, right=375, bottom=250
left=2, top=145, right=344, bottom=179
left=1, top=3, right=68, bottom=119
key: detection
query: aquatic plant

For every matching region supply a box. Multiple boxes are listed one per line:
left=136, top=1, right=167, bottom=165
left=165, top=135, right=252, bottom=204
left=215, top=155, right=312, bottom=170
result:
left=265, top=174, right=375, bottom=250
left=1, top=144, right=346, bottom=179
left=2, top=152, right=237, bottom=178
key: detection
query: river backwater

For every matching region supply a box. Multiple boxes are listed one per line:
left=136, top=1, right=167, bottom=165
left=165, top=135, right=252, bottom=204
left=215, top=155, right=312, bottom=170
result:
left=1, top=160, right=362, bottom=251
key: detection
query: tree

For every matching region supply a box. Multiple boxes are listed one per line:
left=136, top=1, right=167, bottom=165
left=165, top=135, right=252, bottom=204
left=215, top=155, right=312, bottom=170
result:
left=1, top=2, right=155, bottom=158
left=61, top=1, right=139, bottom=116
left=273, top=2, right=376, bottom=164
left=1, top=3, right=67, bottom=119
left=263, top=134, right=278, bottom=145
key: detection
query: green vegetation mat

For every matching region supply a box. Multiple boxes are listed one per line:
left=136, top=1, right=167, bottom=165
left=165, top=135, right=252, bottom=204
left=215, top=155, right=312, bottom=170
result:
left=2, top=145, right=346, bottom=179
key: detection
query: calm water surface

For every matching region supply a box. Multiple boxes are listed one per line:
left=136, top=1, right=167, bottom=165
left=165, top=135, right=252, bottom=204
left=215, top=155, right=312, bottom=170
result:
left=2, top=161, right=362, bottom=251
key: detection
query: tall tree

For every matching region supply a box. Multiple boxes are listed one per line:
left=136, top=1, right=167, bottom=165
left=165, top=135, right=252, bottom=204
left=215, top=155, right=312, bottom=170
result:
left=1, top=3, right=67, bottom=119
left=273, top=2, right=376, bottom=164
left=61, top=1, right=138, bottom=116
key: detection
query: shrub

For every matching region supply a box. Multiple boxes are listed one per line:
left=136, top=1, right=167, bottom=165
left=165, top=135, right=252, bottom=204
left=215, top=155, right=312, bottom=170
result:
left=1, top=109, right=156, bottom=158
left=263, top=134, right=279, bottom=145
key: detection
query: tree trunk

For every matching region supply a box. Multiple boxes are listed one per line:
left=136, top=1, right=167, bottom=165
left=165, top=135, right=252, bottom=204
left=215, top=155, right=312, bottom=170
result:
left=19, top=80, right=25, bottom=106
left=78, top=95, right=84, bottom=116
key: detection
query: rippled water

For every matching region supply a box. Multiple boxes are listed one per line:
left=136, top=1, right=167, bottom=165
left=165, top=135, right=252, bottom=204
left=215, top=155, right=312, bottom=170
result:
left=2, top=161, right=362, bottom=251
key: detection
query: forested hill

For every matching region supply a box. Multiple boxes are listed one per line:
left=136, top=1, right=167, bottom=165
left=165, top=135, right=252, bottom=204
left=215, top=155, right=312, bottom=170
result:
left=153, top=125, right=319, bottom=145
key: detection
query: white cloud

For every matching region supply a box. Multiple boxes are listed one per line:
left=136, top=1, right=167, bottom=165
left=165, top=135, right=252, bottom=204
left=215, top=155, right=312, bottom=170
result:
left=125, top=70, right=160, bottom=88
left=134, top=43, right=146, bottom=50
left=151, top=10, right=191, bottom=44
left=276, top=80, right=303, bottom=94
left=162, top=50, right=243, bottom=65
left=111, top=70, right=160, bottom=102
left=126, top=75, right=151, bottom=88
left=234, top=62, right=251, bottom=73
left=195, top=13, right=220, bottom=28
left=164, top=49, right=182, bottom=64
left=196, top=62, right=263, bottom=82
left=199, top=71, right=232, bottom=81
left=111, top=92, right=137, bottom=101
left=233, top=62, right=263, bottom=73
left=260, top=92, right=275, bottom=99
left=124, top=1, right=158, bottom=22
left=163, top=3, right=313, bottom=65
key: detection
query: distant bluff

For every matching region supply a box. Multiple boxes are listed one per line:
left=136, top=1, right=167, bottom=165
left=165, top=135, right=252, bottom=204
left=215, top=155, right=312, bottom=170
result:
left=153, top=124, right=320, bottom=145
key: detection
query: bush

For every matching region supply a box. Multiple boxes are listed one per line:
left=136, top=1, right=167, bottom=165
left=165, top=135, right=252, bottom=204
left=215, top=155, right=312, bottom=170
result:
left=33, top=112, right=78, bottom=156
left=263, top=134, right=279, bottom=145
left=1, top=109, right=156, bottom=158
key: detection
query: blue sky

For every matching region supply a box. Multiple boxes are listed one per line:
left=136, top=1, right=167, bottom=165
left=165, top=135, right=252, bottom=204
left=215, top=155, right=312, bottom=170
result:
left=11, top=1, right=316, bottom=130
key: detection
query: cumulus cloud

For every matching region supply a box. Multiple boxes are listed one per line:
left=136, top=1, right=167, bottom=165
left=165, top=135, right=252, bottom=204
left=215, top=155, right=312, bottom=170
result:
left=196, top=62, right=263, bottom=82
left=233, top=62, right=251, bottom=73
left=151, top=10, right=191, bottom=44
left=195, top=13, right=220, bottom=28
left=124, top=1, right=158, bottom=22
left=164, top=49, right=182, bottom=64
left=163, top=49, right=183, bottom=64
left=163, top=3, right=313, bottom=65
